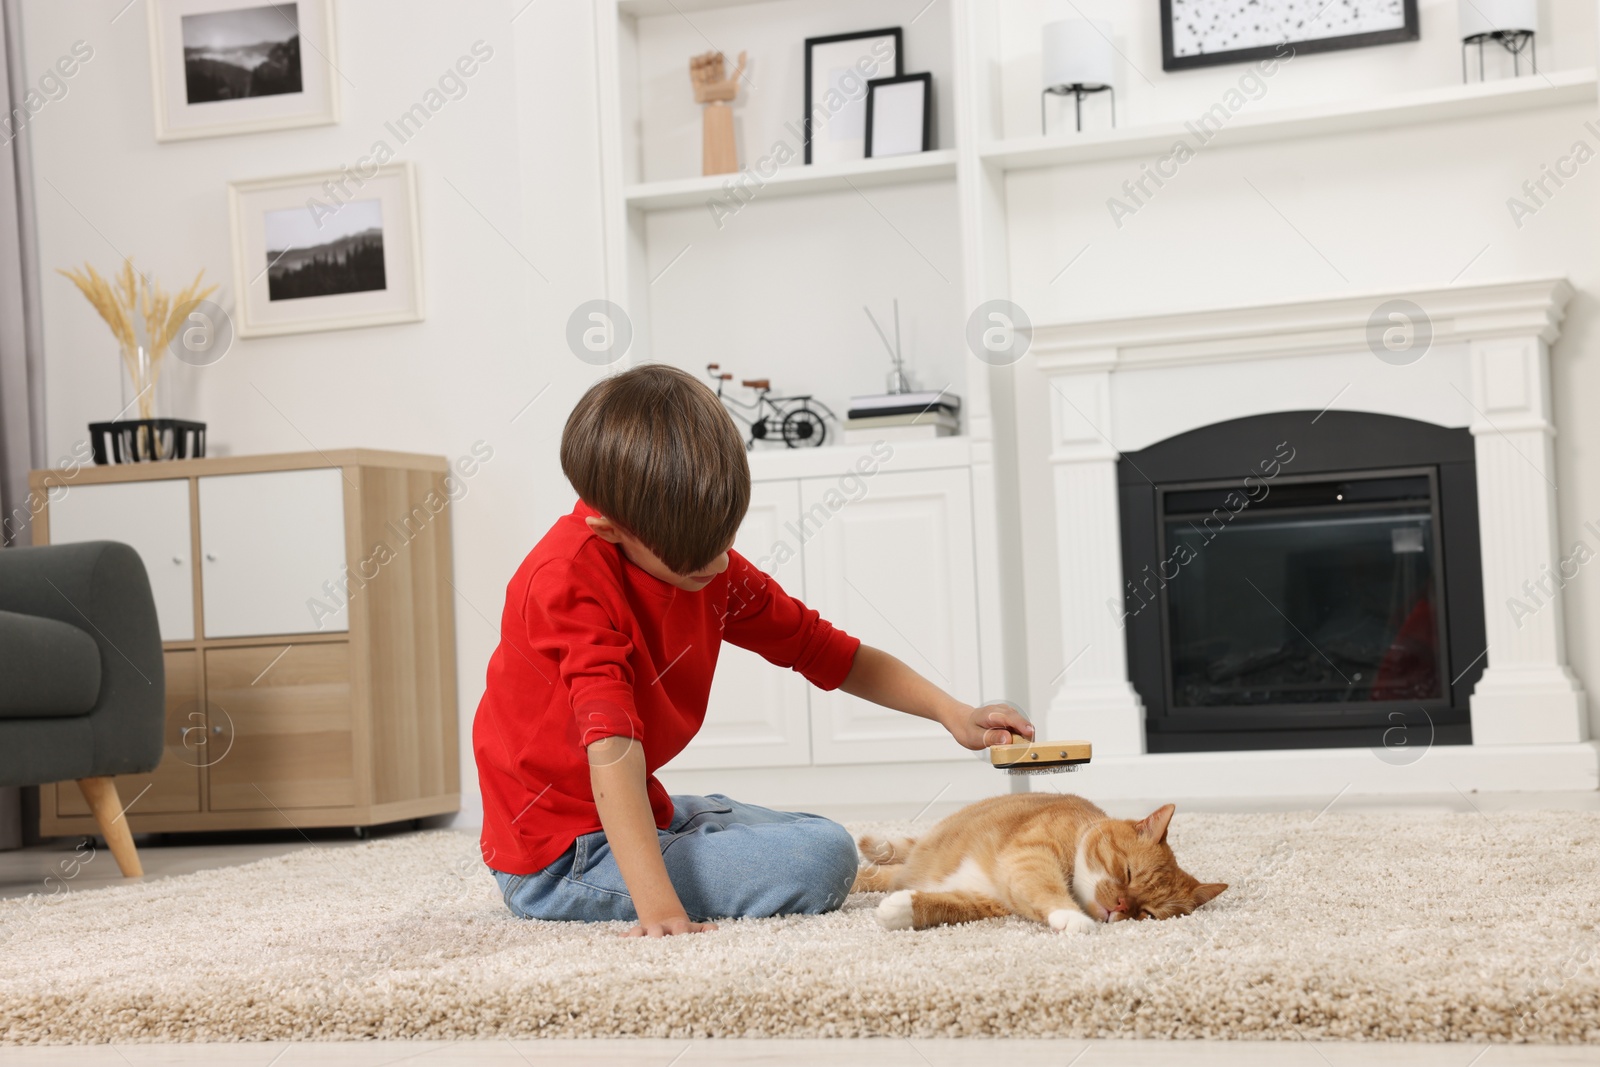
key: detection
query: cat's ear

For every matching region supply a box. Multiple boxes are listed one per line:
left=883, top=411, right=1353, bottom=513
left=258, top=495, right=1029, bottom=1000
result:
left=1135, top=803, right=1175, bottom=843
left=1192, top=883, right=1228, bottom=907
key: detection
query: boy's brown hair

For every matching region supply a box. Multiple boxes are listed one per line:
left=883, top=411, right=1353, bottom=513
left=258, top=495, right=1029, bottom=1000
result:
left=561, top=363, right=750, bottom=575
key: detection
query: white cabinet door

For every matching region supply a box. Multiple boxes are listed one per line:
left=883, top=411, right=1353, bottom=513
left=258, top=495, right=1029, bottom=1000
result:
left=47, top=480, right=195, bottom=641
left=802, top=467, right=981, bottom=764
left=668, top=480, right=812, bottom=770
left=198, top=469, right=348, bottom=638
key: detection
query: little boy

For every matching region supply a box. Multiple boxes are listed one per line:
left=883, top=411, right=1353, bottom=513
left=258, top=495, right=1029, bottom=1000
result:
left=473, top=364, right=1032, bottom=936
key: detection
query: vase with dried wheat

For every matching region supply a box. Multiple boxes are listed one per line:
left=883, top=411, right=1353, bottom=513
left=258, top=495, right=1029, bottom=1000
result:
left=59, top=260, right=217, bottom=460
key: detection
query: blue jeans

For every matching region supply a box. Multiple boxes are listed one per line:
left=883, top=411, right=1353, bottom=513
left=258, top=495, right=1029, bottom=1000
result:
left=491, top=793, right=859, bottom=922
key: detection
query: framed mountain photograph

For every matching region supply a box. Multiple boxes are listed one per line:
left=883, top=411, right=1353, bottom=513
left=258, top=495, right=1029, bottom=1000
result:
left=148, top=0, right=339, bottom=141
left=228, top=162, right=424, bottom=338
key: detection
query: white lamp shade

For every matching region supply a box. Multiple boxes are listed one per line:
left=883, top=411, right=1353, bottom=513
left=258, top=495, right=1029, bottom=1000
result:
left=1042, top=19, right=1116, bottom=90
left=1459, top=0, right=1538, bottom=38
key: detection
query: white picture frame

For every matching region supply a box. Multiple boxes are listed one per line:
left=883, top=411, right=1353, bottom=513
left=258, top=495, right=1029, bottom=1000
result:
left=228, top=162, right=424, bottom=338
left=148, top=0, right=340, bottom=142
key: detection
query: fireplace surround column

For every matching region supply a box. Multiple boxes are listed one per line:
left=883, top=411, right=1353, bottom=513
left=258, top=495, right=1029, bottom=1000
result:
left=1044, top=359, right=1146, bottom=755
left=1467, top=334, right=1588, bottom=743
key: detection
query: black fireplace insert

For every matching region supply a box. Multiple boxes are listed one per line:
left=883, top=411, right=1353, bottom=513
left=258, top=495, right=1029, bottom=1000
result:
left=1118, top=411, right=1485, bottom=752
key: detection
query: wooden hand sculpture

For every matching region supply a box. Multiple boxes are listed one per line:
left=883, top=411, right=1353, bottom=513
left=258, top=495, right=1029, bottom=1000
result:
left=690, top=50, right=746, bottom=176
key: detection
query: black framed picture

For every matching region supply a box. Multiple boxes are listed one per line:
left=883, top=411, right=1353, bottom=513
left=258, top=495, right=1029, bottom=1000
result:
left=864, top=73, right=931, bottom=158
left=1160, top=0, right=1418, bottom=72
left=803, top=27, right=902, bottom=165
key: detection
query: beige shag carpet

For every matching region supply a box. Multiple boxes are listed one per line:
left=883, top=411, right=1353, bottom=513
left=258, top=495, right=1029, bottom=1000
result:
left=3, top=811, right=1599, bottom=1044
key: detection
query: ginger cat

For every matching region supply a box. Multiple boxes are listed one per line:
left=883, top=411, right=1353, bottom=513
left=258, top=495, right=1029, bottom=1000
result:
left=853, top=793, right=1226, bottom=934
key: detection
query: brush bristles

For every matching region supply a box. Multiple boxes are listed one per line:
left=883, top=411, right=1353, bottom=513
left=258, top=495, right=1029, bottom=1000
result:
left=1006, top=764, right=1083, bottom=775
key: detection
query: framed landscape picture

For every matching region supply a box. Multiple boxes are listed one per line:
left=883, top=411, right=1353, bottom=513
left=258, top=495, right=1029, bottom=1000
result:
left=148, top=0, right=339, bottom=141
left=228, top=162, right=424, bottom=338
left=1160, top=0, right=1418, bottom=71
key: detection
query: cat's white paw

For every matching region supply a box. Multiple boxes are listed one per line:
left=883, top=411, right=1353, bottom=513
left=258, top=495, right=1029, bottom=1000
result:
left=877, top=890, right=915, bottom=931
left=1048, top=908, right=1096, bottom=935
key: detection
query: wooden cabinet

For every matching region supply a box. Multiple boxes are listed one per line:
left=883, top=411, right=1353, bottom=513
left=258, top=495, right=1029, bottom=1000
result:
left=205, top=643, right=358, bottom=811
left=669, top=457, right=984, bottom=771
left=33, top=450, right=460, bottom=834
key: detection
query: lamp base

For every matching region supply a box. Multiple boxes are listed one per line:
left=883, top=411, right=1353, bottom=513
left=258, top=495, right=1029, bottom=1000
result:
left=1042, top=83, right=1115, bottom=135
left=1462, top=30, right=1536, bottom=83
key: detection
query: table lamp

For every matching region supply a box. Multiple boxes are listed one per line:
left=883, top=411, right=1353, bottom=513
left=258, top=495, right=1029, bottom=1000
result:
left=1459, top=0, right=1538, bottom=81
left=1042, top=19, right=1116, bottom=135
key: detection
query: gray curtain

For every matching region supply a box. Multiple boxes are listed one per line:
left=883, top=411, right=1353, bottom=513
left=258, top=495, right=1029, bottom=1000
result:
left=0, top=0, right=42, bottom=545
left=0, top=0, right=46, bottom=849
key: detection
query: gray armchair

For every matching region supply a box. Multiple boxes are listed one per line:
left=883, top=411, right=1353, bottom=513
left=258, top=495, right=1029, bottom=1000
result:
left=0, top=541, right=165, bottom=876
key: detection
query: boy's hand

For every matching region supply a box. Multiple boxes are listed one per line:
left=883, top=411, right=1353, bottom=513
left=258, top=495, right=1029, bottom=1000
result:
left=622, top=913, right=719, bottom=938
left=588, top=737, right=713, bottom=940
left=941, top=702, right=1036, bottom=751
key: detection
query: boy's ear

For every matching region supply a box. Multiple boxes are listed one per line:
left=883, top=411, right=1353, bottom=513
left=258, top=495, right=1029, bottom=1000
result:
left=585, top=514, right=624, bottom=544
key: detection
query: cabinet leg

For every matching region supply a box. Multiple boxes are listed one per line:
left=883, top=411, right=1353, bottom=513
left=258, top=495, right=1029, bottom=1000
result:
left=74, top=777, right=143, bottom=878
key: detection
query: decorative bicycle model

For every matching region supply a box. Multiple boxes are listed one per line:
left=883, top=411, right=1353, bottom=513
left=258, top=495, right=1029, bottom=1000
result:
left=707, top=364, right=837, bottom=449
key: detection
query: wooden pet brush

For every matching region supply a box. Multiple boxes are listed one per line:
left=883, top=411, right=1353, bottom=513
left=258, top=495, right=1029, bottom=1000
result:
left=990, top=740, right=1092, bottom=775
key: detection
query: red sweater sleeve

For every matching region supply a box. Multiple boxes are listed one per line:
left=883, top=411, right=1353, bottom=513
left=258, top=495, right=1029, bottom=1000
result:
left=524, top=558, right=642, bottom=746
left=720, top=550, right=860, bottom=690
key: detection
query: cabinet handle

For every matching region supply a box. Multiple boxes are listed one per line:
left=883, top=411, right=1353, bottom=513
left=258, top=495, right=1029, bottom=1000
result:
left=171, top=556, right=183, bottom=565
left=204, top=553, right=217, bottom=562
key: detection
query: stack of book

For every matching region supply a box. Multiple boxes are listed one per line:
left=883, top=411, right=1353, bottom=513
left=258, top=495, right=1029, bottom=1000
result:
left=843, top=391, right=961, bottom=444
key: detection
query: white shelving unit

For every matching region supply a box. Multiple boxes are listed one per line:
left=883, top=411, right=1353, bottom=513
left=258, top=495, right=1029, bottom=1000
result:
left=624, top=149, right=960, bottom=210
left=594, top=0, right=1018, bottom=800
left=982, top=67, right=1598, bottom=172
left=589, top=0, right=1597, bottom=804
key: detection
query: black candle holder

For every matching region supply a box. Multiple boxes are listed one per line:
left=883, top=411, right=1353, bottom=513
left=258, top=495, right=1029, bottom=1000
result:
left=1462, top=29, right=1536, bottom=82
left=88, top=419, right=207, bottom=465
left=1042, top=82, right=1115, bottom=134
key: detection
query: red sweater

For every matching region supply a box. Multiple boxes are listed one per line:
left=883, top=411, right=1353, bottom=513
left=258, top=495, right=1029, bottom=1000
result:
left=473, top=501, right=861, bottom=876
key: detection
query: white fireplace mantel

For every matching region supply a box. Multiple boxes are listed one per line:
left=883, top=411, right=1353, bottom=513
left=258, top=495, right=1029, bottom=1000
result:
left=1027, top=278, right=1597, bottom=797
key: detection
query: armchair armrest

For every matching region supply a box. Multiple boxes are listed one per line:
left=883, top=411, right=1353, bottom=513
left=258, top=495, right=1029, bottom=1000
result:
left=0, top=542, right=165, bottom=776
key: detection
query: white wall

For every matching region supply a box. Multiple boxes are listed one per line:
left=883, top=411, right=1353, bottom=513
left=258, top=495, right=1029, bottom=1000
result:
left=20, top=0, right=616, bottom=824
left=18, top=0, right=1600, bottom=821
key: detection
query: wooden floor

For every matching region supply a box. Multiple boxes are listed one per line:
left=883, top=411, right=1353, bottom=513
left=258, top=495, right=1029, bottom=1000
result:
left=0, top=1039, right=1598, bottom=1065
left=0, top=824, right=397, bottom=901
